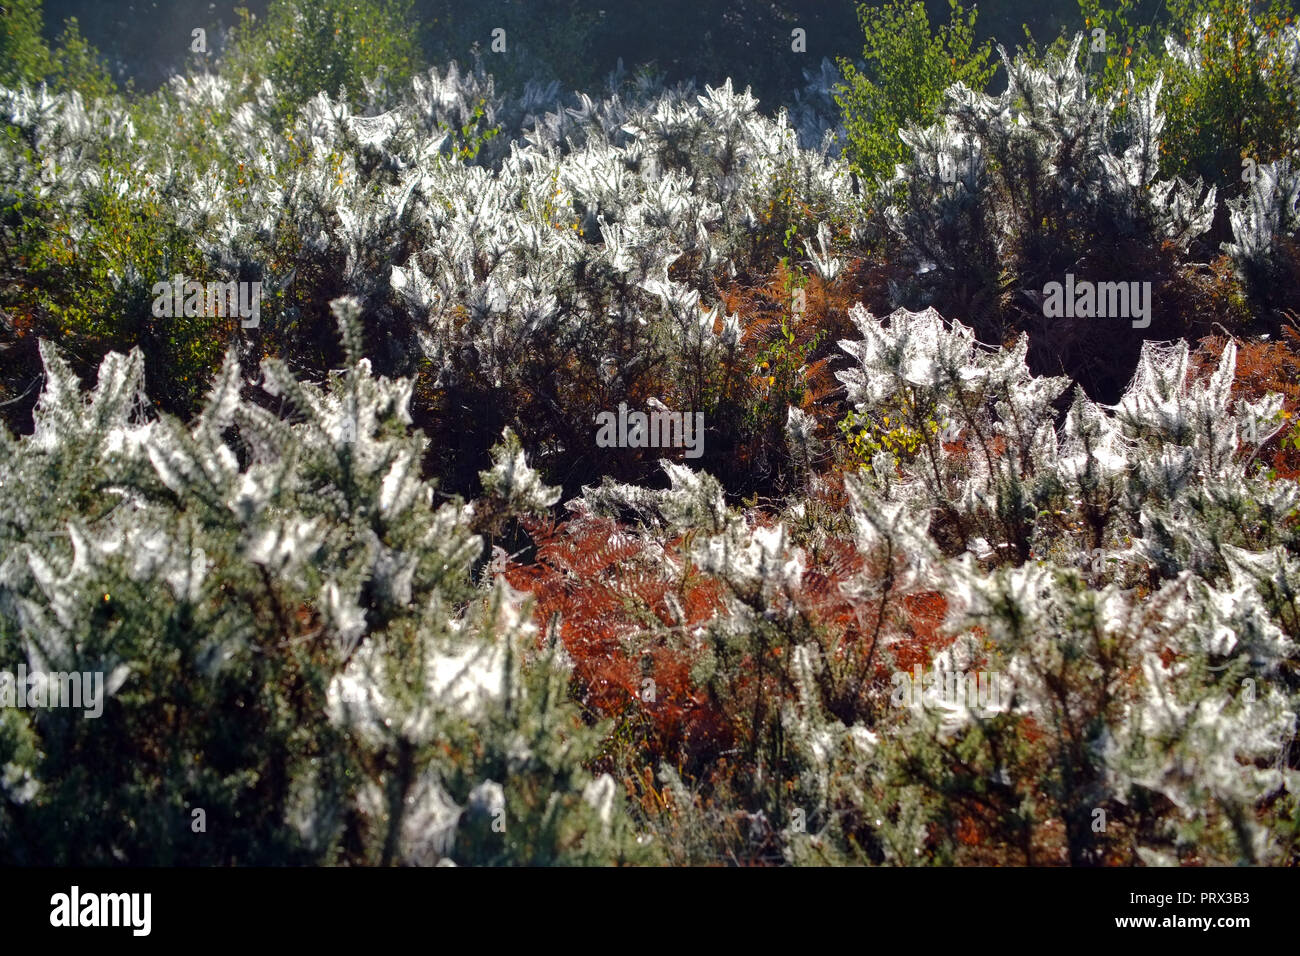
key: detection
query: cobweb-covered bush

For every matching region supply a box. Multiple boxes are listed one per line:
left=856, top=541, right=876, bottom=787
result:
left=820, top=304, right=1298, bottom=863
left=3, top=20, right=1298, bottom=868
left=1223, top=157, right=1300, bottom=306
left=524, top=302, right=1300, bottom=865
left=0, top=60, right=862, bottom=492
left=881, top=36, right=1216, bottom=347
left=0, top=300, right=641, bottom=864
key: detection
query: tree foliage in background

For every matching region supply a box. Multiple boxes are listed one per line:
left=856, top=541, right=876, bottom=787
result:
left=0, top=0, right=113, bottom=97
left=224, top=0, right=421, bottom=124
left=835, top=1, right=995, bottom=189
left=1079, top=0, right=1300, bottom=203
left=0, top=0, right=50, bottom=87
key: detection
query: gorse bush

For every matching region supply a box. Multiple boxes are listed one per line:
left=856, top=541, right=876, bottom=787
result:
left=878, top=34, right=1224, bottom=395
left=0, top=299, right=642, bottom=864
left=502, top=306, right=1300, bottom=864
left=1222, top=156, right=1300, bottom=312
left=872, top=20, right=1300, bottom=394
left=1, top=57, right=851, bottom=492
left=895, top=34, right=1219, bottom=271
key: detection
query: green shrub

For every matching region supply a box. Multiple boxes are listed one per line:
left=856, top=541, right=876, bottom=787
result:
left=6, top=150, right=222, bottom=418
left=0, top=302, right=646, bottom=865
left=835, top=0, right=995, bottom=191
left=47, top=17, right=116, bottom=100
left=224, top=0, right=423, bottom=125
left=1079, top=0, right=1300, bottom=195
left=0, top=0, right=50, bottom=88
left=0, top=1, right=114, bottom=98
left=1160, top=0, right=1300, bottom=191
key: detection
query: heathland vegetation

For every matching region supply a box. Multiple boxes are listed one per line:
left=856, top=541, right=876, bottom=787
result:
left=1, top=0, right=1299, bottom=865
